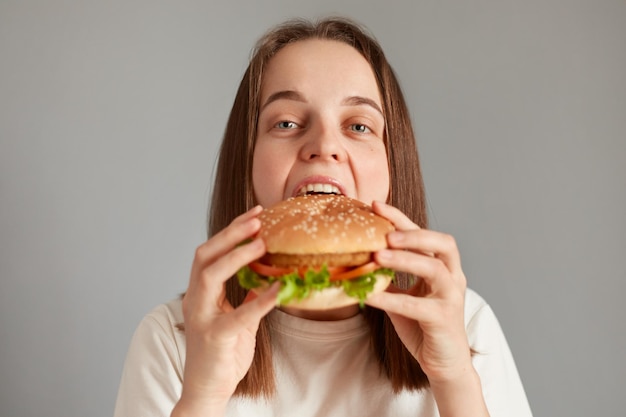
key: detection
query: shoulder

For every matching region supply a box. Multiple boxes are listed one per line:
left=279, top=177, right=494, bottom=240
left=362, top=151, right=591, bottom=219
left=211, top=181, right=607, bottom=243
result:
left=129, top=297, right=186, bottom=358
left=115, top=298, right=186, bottom=416
left=143, top=297, right=184, bottom=330
left=463, top=288, right=510, bottom=353
left=463, top=287, right=489, bottom=325
left=462, top=290, right=534, bottom=415
left=463, top=288, right=503, bottom=343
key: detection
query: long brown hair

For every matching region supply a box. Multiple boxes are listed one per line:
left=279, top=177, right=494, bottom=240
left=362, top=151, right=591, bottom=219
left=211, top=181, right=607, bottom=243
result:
left=209, top=17, right=428, bottom=397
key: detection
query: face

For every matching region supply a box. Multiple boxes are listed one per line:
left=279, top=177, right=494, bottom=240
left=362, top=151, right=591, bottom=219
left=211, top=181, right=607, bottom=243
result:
left=252, top=39, right=390, bottom=208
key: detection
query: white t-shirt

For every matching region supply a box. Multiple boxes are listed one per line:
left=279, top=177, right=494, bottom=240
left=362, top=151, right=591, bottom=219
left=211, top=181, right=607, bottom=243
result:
left=114, top=288, right=533, bottom=416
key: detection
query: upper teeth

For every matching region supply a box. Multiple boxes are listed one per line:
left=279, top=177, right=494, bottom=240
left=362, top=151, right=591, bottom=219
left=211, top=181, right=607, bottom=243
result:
left=298, top=183, right=341, bottom=196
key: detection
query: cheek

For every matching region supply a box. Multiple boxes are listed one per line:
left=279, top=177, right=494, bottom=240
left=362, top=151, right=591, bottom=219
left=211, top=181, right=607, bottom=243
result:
left=252, top=145, right=287, bottom=206
left=357, top=146, right=390, bottom=200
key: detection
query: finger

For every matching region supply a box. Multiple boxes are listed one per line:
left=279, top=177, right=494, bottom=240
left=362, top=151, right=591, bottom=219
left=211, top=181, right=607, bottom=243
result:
left=375, top=249, right=453, bottom=294
left=194, top=205, right=263, bottom=266
left=231, top=282, right=279, bottom=327
left=372, top=201, right=420, bottom=231
left=231, top=204, right=264, bottom=225
left=365, top=289, right=437, bottom=321
left=185, top=238, right=266, bottom=321
left=381, top=281, right=428, bottom=298
left=197, top=237, right=266, bottom=296
left=386, top=229, right=462, bottom=275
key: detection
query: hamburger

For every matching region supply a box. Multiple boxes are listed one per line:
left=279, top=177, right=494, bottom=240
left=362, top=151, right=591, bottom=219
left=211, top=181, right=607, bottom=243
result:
left=237, top=194, right=395, bottom=310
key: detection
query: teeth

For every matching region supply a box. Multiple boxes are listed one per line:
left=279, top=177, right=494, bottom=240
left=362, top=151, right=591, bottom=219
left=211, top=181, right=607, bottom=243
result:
left=297, top=183, right=341, bottom=196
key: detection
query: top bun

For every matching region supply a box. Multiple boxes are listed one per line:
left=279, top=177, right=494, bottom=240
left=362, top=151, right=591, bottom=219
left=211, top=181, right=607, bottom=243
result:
left=258, top=195, right=394, bottom=256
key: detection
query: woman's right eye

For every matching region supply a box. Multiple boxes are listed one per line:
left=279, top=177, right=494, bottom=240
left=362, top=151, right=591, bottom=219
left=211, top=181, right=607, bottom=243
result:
left=275, top=121, right=298, bottom=129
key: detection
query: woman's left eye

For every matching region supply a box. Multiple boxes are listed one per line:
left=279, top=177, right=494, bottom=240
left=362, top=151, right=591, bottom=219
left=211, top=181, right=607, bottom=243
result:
left=349, top=124, right=371, bottom=133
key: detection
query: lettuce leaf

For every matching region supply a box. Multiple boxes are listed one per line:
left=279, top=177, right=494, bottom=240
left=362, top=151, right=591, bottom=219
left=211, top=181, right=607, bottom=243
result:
left=236, top=265, right=394, bottom=307
left=342, top=267, right=393, bottom=307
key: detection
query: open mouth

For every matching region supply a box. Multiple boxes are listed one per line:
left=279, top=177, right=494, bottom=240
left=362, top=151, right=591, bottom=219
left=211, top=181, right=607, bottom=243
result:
left=296, top=183, right=342, bottom=196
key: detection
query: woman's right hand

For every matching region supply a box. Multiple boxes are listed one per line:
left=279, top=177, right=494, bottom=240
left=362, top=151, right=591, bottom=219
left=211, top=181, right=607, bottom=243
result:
left=171, top=206, right=279, bottom=417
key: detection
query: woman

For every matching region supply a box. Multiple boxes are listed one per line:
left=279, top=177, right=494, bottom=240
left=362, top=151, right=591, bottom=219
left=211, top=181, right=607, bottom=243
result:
left=114, top=17, right=532, bottom=417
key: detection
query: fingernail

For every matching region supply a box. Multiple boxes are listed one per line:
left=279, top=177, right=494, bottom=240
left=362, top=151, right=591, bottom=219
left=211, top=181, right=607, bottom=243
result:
left=388, top=231, right=404, bottom=245
left=377, top=249, right=392, bottom=261
left=249, top=237, right=264, bottom=250
left=247, top=217, right=261, bottom=230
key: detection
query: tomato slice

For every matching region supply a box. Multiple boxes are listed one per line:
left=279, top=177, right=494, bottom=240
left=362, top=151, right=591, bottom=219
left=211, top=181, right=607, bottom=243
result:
left=249, top=261, right=296, bottom=277
left=330, top=261, right=380, bottom=281
left=249, top=261, right=379, bottom=281
left=298, top=265, right=350, bottom=277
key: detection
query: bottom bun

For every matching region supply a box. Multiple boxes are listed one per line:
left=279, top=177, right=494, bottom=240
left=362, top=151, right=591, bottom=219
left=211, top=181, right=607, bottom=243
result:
left=251, top=273, right=392, bottom=310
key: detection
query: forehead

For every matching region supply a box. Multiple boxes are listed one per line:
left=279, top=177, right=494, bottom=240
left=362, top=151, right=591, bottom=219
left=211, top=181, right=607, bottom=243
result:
left=260, top=39, right=381, bottom=104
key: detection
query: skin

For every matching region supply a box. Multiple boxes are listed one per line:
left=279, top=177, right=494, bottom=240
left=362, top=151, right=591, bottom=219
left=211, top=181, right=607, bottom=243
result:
left=172, top=40, right=489, bottom=417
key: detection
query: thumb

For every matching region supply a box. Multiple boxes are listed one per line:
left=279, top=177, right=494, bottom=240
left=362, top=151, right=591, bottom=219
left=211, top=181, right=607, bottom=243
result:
left=234, top=283, right=280, bottom=327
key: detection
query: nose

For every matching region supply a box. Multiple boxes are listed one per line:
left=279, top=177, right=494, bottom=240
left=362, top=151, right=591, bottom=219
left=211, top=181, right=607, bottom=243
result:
left=299, top=123, right=347, bottom=162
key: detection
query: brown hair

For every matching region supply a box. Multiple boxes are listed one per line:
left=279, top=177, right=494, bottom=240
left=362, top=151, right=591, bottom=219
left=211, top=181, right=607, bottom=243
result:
left=209, top=17, right=428, bottom=397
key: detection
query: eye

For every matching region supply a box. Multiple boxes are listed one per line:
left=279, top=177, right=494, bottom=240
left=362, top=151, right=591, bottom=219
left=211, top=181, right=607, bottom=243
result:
left=275, top=121, right=299, bottom=129
left=349, top=123, right=371, bottom=133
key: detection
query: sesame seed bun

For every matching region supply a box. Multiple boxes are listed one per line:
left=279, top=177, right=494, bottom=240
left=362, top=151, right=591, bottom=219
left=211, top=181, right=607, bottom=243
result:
left=258, top=194, right=394, bottom=263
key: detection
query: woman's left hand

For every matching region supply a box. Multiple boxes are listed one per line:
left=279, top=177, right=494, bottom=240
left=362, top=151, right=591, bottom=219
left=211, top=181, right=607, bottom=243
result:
left=365, top=201, right=472, bottom=384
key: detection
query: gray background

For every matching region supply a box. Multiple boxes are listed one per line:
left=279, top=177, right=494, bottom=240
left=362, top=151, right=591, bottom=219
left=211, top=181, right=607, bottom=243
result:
left=1, top=1, right=624, bottom=416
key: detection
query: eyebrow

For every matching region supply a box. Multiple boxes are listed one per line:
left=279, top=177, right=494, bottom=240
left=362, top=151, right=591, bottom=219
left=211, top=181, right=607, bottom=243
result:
left=342, top=96, right=384, bottom=116
left=261, top=90, right=306, bottom=111
left=260, top=90, right=384, bottom=116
